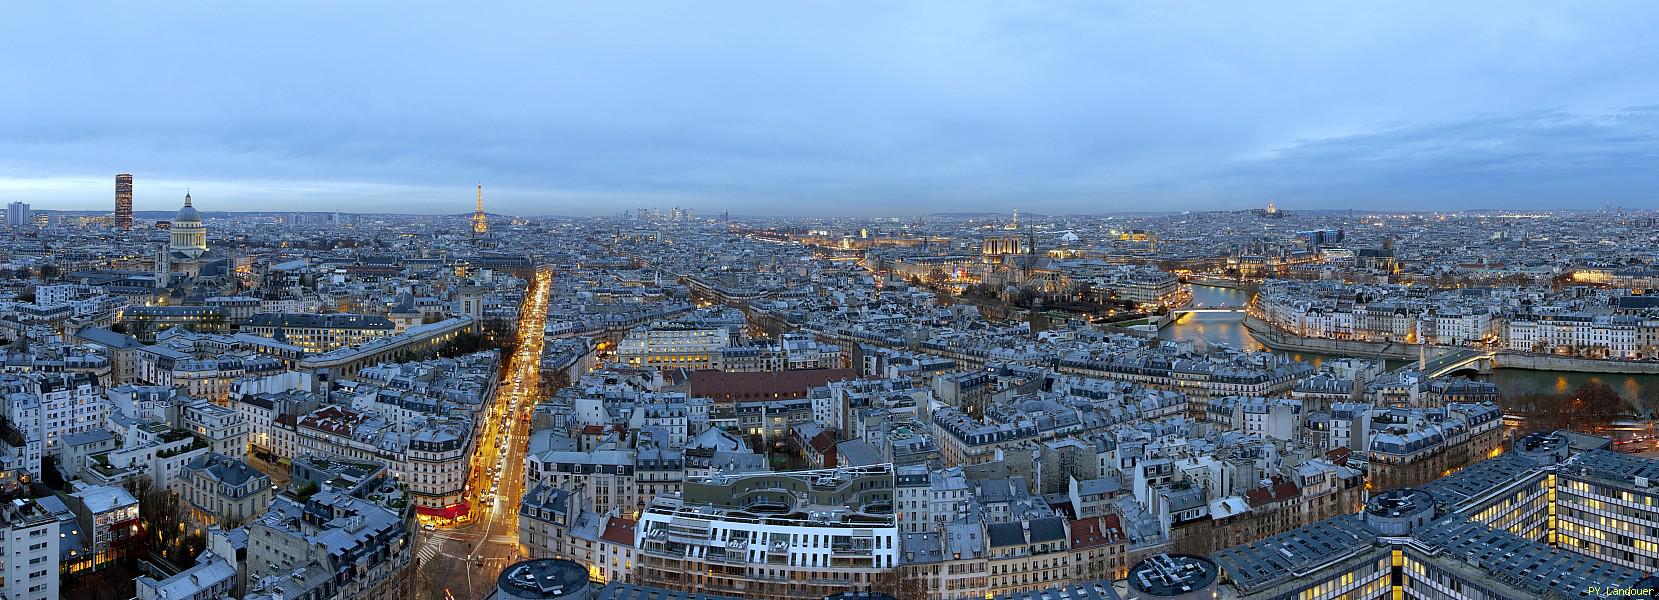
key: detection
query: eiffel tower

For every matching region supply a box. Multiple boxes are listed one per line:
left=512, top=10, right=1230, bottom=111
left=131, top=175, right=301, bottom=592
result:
left=471, top=183, right=489, bottom=242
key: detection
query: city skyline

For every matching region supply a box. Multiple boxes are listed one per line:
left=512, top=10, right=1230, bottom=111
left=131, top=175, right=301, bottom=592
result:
left=4, top=2, right=1659, bottom=215
left=5, top=4, right=1659, bottom=599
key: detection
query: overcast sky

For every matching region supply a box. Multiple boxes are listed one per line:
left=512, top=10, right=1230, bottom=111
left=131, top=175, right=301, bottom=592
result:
left=2, top=2, right=1657, bottom=216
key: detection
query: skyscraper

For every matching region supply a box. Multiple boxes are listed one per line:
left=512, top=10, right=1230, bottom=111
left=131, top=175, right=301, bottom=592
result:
left=115, top=173, right=133, bottom=229
left=5, top=202, right=30, bottom=228
left=472, top=183, right=489, bottom=240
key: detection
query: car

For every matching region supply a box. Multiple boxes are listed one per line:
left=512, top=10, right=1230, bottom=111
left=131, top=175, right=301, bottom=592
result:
left=421, top=523, right=436, bottom=531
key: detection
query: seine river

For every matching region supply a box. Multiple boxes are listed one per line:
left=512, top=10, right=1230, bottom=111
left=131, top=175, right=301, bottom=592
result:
left=1160, top=285, right=1659, bottom=403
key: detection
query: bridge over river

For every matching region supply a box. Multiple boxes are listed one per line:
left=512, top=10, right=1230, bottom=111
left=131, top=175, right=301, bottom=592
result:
left=1387, top=347, right=1496, bottom=379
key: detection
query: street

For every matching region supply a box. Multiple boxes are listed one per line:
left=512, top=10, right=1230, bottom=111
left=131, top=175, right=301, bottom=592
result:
left=414, top=268, right=551, bottom=599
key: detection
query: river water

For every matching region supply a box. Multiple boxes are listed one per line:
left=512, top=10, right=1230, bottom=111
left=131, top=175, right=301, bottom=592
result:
left=1160, top=285, right=1659, bottom=403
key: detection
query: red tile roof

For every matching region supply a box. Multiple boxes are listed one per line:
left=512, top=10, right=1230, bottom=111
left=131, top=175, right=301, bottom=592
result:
left=1242, top=476, right=1301, bottom=508
left=689, top=368, right=857, bottom=402
left=1326, top=447, right=1352, bottom=464
left=601, top=517, right=637, bottom=545
left=1069, top=515, right=1126, bottom=548
left=297, top=405, right=369, bottom=436
left=806, top=430, right=838, bottom=453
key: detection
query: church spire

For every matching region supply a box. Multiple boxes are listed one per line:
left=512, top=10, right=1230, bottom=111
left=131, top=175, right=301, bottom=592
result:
left=184, top=189, right=192, bottom=206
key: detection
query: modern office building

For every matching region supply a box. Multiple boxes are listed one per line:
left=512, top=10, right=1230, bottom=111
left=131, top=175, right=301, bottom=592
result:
left=120, top=306, right=229, bottom=340
left=6, top=201, right=30, bottom=228
left=616, top=322, right=731, bottom=371
left=1210, top=431, right=1659, bottom=599
left=242, top=313, right=396, bottom=353
left=115, top=173, right=133, bottom=228
left=635, top=464, right=900, bottom=600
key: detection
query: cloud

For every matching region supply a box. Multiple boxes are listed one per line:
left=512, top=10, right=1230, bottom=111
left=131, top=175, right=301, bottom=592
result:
left=0, top=1, right=1657, bottom=215
left=1200, top=107, right=1659, bottom=208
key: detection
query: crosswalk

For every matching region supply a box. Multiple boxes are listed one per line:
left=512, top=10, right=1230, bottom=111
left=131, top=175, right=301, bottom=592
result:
left=417, top=530, right=474, bottom=564
left=417, top=534, right=521, bottom=570
left=417, top=539, right=440, bottom=564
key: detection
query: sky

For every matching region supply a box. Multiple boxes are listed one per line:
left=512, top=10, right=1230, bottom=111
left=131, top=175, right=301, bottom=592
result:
left=2, top=2, right=1658, bottom=217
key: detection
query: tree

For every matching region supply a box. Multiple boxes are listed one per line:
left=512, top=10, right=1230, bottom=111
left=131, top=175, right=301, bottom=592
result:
left=297, top=480, right=320, bottom=501
left=1068, top=281, right=1093, bottom=303
left=546, top=369, right=571, bottom=390
left=125, top=475, right=204, bottom=568
left=1525, top=382, right=1627, bottom=434
left=1571, top=381, right=1625, bottom=427
left=436, top=332, right=493, bottom=357
left=1637, top=384, right=1659, bottom=419
left=40, top=456, right=64, bottom=490
left=879, top=567, right=930, bottom=600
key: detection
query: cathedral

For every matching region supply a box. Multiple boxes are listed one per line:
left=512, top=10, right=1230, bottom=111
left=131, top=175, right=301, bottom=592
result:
left=155, top=191, right=226, bottom=282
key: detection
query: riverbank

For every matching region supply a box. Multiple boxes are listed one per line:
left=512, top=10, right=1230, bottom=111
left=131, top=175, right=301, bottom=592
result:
left=1243, top=316, right=1422, bottom=360
left=1181, top=274, right=1260, bottom=292
left=1493, top=353, right=1659, bottom=375
left=1243, top=315, right=1659, bottom=375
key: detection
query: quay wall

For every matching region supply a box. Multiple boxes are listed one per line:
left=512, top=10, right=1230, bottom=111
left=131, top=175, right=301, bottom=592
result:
left=1244, top=316, right=1659, bottom=375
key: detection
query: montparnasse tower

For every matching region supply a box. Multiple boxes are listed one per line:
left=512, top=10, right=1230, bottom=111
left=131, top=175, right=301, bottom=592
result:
left=471, top=183, right=489, bottom=241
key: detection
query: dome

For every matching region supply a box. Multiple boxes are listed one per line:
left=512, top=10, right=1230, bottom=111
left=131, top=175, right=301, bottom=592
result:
left=175, top=192, right=201, bottom=224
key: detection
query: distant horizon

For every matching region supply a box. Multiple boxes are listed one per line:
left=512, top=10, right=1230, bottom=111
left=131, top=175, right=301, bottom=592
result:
left=22, top=202, right=1655, bottom=220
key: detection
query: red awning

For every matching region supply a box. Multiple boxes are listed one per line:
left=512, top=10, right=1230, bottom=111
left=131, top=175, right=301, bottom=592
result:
left=416, top=502, right=470, bottom=519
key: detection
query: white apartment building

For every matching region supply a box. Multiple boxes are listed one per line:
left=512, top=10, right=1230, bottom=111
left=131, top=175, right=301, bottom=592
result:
left=1430, top=308, right=1494, bottom=345
left=0, top=498, right=59, bottom=600
left=524, top=449, right=639, bottom=517
left=635, top=465, right=901, bottom=600
left=1, top=372, right=103, bottom=478
left=181, top=399, right=249, bottom=456
left=616, top=322, right=731, bottom=371
left=1506, top=313, right=1642, bottom=358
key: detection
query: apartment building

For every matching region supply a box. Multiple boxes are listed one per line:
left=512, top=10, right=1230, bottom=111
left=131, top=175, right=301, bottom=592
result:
left=616, top=322, right=731, bottom=371
left=178, top=452, right=272, bottom=529
left=244, top=491, right=413, bottom=600
left=0, top=497, right=60, bottom=600
left=635, top=465, right=901, bottom=600
left=242, top=313, right=396, bottom=353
